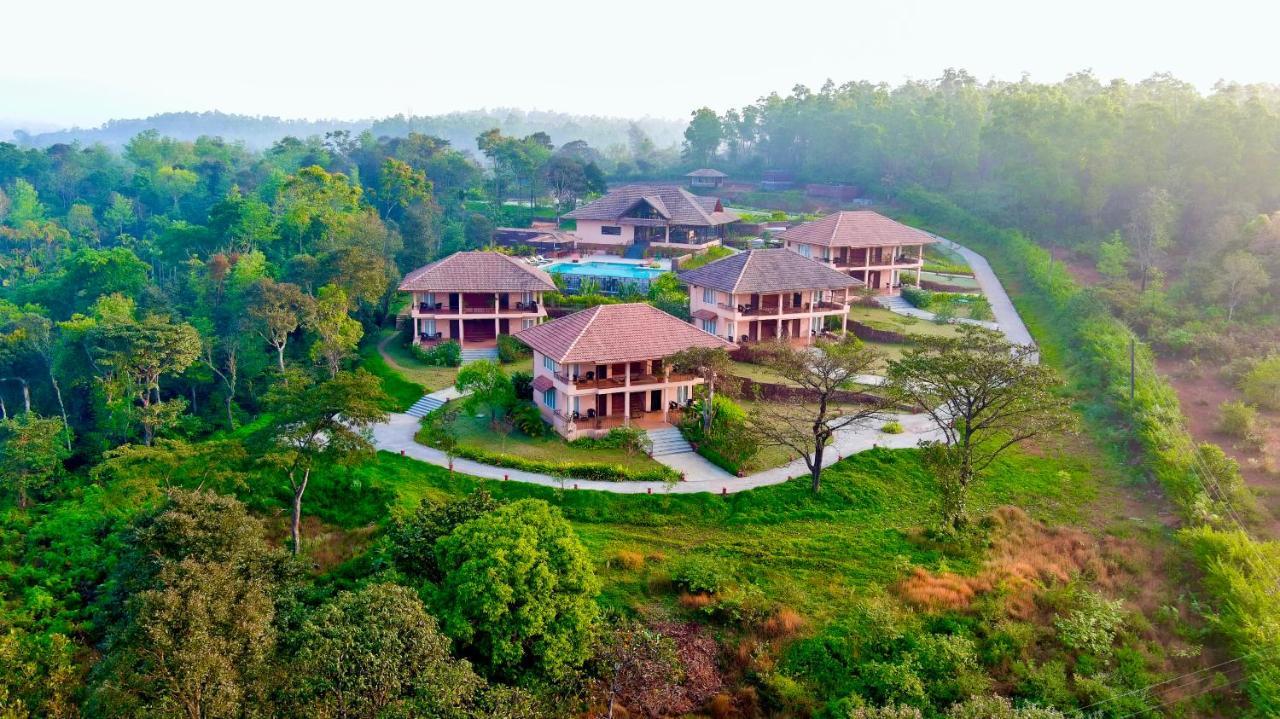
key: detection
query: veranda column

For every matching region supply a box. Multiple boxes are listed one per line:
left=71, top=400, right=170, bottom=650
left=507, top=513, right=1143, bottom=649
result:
left=457, top=319, right=465, bottom=346
left=623, top=391, right=631, bottom=427
left=662, top=365, right=672, bottom=422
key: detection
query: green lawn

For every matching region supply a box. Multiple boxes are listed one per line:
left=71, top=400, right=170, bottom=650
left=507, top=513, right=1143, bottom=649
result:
left=924, top=243, right=972, bottom=272
left=919, top=270, right=981, bottom=290
left=445, top=413, right=668, bottom=475
left=847, top=305, right=964, bottom=339
left=371, top=329, right=534, bottom=394
left=359, top=440, right=1103, bottom=623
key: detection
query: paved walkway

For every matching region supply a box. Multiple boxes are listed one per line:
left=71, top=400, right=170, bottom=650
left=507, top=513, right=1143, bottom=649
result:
left=935, top=236, right=1037, bottom=358
left=372, top=410, right=943, bottom=494
left=369, top=237, right=1032, bottom=493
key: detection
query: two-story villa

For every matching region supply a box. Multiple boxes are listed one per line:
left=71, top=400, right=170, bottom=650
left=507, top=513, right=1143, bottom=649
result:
left=564, top=184, right=738, bottom=254
left=398, top=251, right=556, bottom=348
left=516, top=303, right=734, bottom=439
left=778, top=211, right=937, bottom=294
left=679, top=248, right=862, bottom=344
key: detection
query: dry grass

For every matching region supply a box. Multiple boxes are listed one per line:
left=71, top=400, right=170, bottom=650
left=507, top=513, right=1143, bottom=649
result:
left=760, top=607, right=807, bottom=639
left=610, top=549, right=646, bottom=571
left=708, top=693, right=734, bottom=719
left=896, top=506, right=1128, bottom=617
left=679, top=592, right=716, bottom=610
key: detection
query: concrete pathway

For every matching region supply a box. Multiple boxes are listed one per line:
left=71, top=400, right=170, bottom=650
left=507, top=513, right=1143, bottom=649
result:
left=372, top=409, right=943, bottom=495
left=370, top=238, right=1031, bottom=494
left=935, top=236, right=1037, bottom=357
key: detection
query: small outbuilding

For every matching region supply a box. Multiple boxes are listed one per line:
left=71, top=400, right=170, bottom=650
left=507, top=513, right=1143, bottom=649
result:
left=685, top=168, right=728, bottom=189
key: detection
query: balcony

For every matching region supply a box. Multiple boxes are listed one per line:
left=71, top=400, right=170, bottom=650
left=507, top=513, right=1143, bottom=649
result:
left=552, top=371, right=695, bottom=390
left=416, top=301, right=540, bottom=315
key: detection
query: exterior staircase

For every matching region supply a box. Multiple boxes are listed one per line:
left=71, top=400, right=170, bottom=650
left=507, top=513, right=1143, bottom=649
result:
left=406, top=394, right=447, bottom=418
left=874, top=294, right=915, bottom=313
left=460, top=347, right=500, bottom=363
left=647, top=427, right=694, bottom=457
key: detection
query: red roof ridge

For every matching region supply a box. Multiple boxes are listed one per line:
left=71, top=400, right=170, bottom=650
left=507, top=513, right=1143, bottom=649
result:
left=559, top=304, right=604, bottom=364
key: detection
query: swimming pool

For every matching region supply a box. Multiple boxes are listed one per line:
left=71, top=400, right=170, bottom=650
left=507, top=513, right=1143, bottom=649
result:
left=543, top=261, right=665, bottom=281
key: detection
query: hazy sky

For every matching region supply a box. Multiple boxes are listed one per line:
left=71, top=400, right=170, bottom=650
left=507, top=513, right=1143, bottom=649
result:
left=3, top=0, right=1277, bottom=129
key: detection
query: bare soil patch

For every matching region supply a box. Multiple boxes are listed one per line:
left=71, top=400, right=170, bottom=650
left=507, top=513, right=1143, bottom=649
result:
left=1156, top=356, right=1280, bottom=538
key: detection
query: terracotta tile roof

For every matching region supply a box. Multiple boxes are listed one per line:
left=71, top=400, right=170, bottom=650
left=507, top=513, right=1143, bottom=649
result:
left=565, top=184, right=739, bottom=227
left=531, top=374, right=555, bottom=392
left=515, top=303, right=734, bottom=364
left=678, top=248, right=863, bottom=294
left=686, top=168, right=728, bottom=178
left=398, top=251, right=557, bottom=292
left=690, top=308, right=718, bottom=320
left=778, top=211, right=938, bottom=248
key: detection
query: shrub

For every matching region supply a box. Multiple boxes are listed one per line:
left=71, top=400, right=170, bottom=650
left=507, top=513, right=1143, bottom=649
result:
left=678, top=394, right=757, bottom=474
left=1217, top=400, right=1257, bottom=439
left=1240, top=355, right=1280, bottom=410
left=967, top=296, right=994, bottom=321
left=1053, top=589, right=1125, bottom=656
left=670, top=555, right=732, bottom=595
left=510, top=370, right=533, bottom=400
left=496, top=334, right=530, bottom=363
left=881, top=421, right=904, bottom=434
left=570, top=426, right=653, bottom=456
left=509, top=402, right=547, bottom=438
left=901, top=286, right=933, bottom=309
left=411, top=340, right=461, bottom=367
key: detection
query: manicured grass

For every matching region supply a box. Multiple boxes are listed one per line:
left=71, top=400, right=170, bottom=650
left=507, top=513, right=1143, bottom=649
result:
left=358, top=342, right=425, bottom=411
left=847, top=305, right=964, bottom=339
left=443, top=413, right=670, bottom=475
left=924, top=243, right=971, bottom=272
left=371, top=329, right=535, bottom=394
left=919, top=270, right=981, bottom=290
left=678, top=245, right=735, bottom=270
left=360, top=441, right=1101, bottom=622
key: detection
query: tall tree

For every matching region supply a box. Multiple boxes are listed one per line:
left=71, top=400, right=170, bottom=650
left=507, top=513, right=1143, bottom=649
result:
left=682, top=108, right=723, bottom=166
left=1126, top=187, right=1175, bottom=292
left=307, top=284, right=362, bottom=377
left=290, top=583, right=483, bottom=719
left=432, top=499, right=599, bottom=683
left=0, top=413, right=71, bottom=508
left=746, top=337, right=888, bottom=492
left=256, top=369, right=389, bottom=555
left=248, top=278, right=313, bottom=373
left=90, top=313, right=202, bottom=445
left=886, top=326, right=1075, bottom=531
left=1211, top=250, right=1270, bottom=323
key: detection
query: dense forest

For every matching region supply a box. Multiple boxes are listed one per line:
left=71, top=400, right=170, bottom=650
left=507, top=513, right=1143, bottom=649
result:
left=12, top=109, right=686, bottom=161
left=2, top=68, right=1279, bottom=718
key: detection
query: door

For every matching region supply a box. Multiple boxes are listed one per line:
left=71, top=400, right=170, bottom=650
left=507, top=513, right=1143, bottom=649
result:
left=650, top=389, right=662, bottom=411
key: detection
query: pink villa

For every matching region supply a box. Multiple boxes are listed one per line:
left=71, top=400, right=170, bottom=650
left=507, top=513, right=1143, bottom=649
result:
left=679, top=248, right=861, bottom=345
left=516, top=303, right=734, bottom=439
left=778, top=211, right=937, bottom=294
left=398, top=251, right=556, bottom=348
left=563, top=184, right=738, bottom=254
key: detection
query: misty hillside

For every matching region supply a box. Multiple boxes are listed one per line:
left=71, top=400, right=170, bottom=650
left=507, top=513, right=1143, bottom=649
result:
left=11, top=109, right=685, bottom=155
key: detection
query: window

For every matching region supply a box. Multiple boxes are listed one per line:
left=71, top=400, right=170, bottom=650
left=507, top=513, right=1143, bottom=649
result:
left=726, top=321, right=735, bottom=339
left=702, top=287, right=715, bottom=304
left=421, top=319, right=436, bottom=336
left=522, top=318, right=536, bottom=330
left=701, top=318, right=716, bottom=334
left=601, top=225, right=622, bottom=236
left=796, top=244, right=812, bottom=258
left=676, top=386, right=689, bottom=404
left=542, top=388, right=556, bottom=409
left=542, top=355, right=558, bottom=372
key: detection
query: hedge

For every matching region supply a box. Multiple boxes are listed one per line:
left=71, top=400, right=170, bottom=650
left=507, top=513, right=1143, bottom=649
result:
left=895, top=185, right=1280, bottom=715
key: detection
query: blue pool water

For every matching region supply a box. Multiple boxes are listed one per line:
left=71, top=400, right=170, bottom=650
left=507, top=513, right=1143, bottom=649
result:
left=544, top=261, right=665, bottom=281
